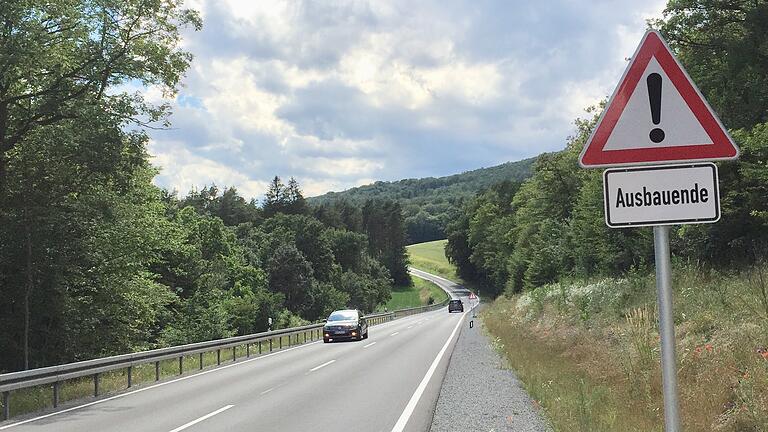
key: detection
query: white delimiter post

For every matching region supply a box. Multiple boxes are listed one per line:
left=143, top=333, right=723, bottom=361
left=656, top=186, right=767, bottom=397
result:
left=654, top=225, right=681, bottom=431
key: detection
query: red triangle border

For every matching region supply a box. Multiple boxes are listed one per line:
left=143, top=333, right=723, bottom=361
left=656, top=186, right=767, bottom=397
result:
left=579, top=31, right=738, bottom=167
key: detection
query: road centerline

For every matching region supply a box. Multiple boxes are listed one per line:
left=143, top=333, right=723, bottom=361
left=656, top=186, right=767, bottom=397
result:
left=363, top=342, right=377, bottom=348
left=168, top=405, right=233, bottom=432
left=309, top=359, right=336, bottom=372
left=390, top=332, right=399, bottom=336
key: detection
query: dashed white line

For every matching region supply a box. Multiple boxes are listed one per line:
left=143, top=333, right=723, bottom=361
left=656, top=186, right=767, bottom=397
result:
left=169, top=405, right=234, bottom=432
left=309, top=359, right=336, bottom=372
left=390, top=332, right=400, bottom=336
left=260, top=387, right=275, bottom=395
left=0, top=341, right=321, bottom=430
left=363, top=342, right=377, bottom=348
left=407, top=326, right=413, bottom=329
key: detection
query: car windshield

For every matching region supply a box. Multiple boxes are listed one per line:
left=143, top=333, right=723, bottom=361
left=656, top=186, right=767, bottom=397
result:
left=450, top=300, right=461, bottom=304
left=327, top=311, right=357, bottom=321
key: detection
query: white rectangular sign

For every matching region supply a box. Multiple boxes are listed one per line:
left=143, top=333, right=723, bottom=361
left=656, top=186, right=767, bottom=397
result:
left=603, top=163, right=720, bottom=228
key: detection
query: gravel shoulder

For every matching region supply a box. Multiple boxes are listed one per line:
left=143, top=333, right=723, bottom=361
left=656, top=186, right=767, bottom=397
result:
left=429, top=307, right=552, bottom=432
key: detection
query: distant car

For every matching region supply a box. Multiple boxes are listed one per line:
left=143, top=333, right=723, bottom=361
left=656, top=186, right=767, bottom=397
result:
left=323, top=309, right=368, bottom=342
left=448, top=299, right=464, bottom=313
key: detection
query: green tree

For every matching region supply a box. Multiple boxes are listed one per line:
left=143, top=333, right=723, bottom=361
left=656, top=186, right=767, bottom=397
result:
left=657, top=0, right=768, bottom=129
left=266, top=243, right=315, bottom=315
left=0, top=0, right=201, bottom=193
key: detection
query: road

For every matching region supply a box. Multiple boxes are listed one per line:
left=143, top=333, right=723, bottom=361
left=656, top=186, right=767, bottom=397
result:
left=1, top=270, right=473, bottom=432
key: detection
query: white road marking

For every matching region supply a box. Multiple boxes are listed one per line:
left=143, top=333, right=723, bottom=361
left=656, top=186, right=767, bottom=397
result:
left=309, top=359, right=335, bottom=372
left=0, top=295, right=440, bottom=430
left=0, top=341, right=320, bottom=430
left=363, top=342, right=377, bottom=348
left=390, top=332, right=399, bottom=336
left=259, top=387, right=275, bottom=395
left=407, top=326, right=413, bottom=329
left=390, top=311, right=466, bottom=432
left=169, top=405, right=233, bottom=432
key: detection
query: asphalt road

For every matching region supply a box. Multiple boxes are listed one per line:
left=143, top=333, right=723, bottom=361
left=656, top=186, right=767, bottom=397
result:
left=1, top=270, right=471, bottom=432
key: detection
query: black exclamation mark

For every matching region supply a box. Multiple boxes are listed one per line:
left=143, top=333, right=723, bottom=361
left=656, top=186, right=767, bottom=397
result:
left=647, top=73, right=665, bottom=143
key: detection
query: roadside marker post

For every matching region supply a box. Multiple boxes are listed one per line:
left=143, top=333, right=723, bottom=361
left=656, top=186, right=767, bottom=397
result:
left=579, top=30, right=739, bottom=432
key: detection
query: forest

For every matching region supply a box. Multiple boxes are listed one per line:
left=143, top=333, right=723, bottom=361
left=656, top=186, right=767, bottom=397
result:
left=446, top=0, right=768, bottom=297
left=0, top=1, right=410, bottom=373
left=311, top=158, right=535, bottom=244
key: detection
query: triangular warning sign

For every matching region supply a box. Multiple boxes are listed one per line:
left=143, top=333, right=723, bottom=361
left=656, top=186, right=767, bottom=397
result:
left=579, top=30, right=739, bottom=168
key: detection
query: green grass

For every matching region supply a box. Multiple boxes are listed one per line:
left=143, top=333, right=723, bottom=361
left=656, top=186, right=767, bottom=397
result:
left=407, top=239, right=460, bottom=281
left=483, top=264, right=768, bottom=432
left=382, top=276, right=448, bottom=311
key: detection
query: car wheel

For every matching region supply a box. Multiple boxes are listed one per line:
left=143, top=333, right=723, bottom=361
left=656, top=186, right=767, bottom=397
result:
left=357, top=329, right=364, bottom=341
left=364, top=330, right=368, bottom=339
left=323, top=338, right=330, bottom=343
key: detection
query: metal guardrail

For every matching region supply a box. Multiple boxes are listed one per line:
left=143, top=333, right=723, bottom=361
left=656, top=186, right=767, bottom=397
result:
left=0, top=300, right=447, bottom=421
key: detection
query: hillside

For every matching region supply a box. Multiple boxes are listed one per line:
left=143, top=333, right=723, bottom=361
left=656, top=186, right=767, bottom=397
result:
left=309, top=157, right=536, bottom=244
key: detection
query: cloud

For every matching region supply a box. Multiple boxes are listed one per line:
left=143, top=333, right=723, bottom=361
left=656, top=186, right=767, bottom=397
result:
left=146, top=0, right=667, bottom=199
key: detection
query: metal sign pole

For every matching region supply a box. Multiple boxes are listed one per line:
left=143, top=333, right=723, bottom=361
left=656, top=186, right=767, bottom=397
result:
left=653, top=225, right=681, bottom=432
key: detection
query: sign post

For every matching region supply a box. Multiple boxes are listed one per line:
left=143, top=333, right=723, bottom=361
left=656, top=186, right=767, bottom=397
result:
left=654, top=225, right=680, bottom=431
left=578, top=30, right=740, bottom=432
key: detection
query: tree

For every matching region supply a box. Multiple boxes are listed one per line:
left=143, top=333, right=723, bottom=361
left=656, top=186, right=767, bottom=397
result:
left=362, top=200, right=411, bottom=286
left=285, top=177, right=309, bottom=215
left=266, top=243, right=315, bottom=315
left=263, top=176, right=287, bottom=216
left=0, top=0, right=202, bottom=193
left=656, top=0, right=768, bottom=130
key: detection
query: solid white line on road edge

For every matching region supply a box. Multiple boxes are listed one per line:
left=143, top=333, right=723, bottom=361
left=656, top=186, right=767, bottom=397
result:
left=309, top=360, right=336, bottom=372
left=0, top=342, right=321, bottom=431
left=390, top=332, right=400, bottom=336
left=259, top=387, right=275, bottom=395
left=390, top=311, right=466, bottom=432
left=363, top=342, right=377, bottom=348
left=169, top=405, right=233, bottom=432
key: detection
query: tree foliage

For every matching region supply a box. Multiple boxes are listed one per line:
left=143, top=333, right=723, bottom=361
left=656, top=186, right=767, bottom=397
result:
left=0, top=1, right=400, bottom=373
left=310, top=158, right=536, bottom=243
left=448, top=4, right=768, bottom=297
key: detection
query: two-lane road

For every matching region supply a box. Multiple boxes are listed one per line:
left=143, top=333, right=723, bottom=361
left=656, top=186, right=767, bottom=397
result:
left=1, top=270, right=473, bottom=432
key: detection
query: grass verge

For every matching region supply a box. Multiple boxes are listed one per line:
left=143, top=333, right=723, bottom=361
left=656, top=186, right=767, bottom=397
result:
left=484, top=264, right=768, bottom=432
left=407, top=240, right=460, bottom=281
left=383, top=275, right=448, bottom=311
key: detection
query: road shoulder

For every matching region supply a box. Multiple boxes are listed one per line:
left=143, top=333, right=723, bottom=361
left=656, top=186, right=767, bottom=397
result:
left=429, top=307, right=552, bottom=432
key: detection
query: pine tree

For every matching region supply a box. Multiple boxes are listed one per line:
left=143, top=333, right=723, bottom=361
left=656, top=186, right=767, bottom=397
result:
left=263, top=176, right=287, bottom=216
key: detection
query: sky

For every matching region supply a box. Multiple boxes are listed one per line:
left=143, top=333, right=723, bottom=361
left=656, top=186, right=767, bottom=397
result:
left=146, top=0, right=667, bottom=199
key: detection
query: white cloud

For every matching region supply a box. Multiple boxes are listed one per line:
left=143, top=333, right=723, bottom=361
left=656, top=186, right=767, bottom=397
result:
left=145, top=0, right=667, bottom=200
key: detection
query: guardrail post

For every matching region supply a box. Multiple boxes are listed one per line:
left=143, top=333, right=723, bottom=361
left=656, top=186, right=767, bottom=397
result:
left=155, top=361, right=160, bottom=381
left=199, top=353, right=203, bottom=370
left=279, top=337, right=282, bottom=350
left=304, top=331, right=307, bottom=343
left=232, top=346, right=236, bottom=362
left=127, top=366, right=132, bottom=388
left=179, top=356, right=183, bottom=375
left=2, top=391, right=9, bottom=420
left=259, top=340, right=262, bottom=354
left=94, top=373, right=100, bottom=397
left=246, top=343, right=250, bottom=358
left=53, top=381, right=59, bottom=407
left=217, top=349, right=221, bottom=365
left=269, top=339, right=273, bottom=352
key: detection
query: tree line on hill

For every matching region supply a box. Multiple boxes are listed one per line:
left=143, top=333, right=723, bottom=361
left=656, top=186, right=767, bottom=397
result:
left=446, top=0, right=768, bottom=298
left=0, top=1, right=409, bottom=372
left=310, top=158, right=536, bottom=244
